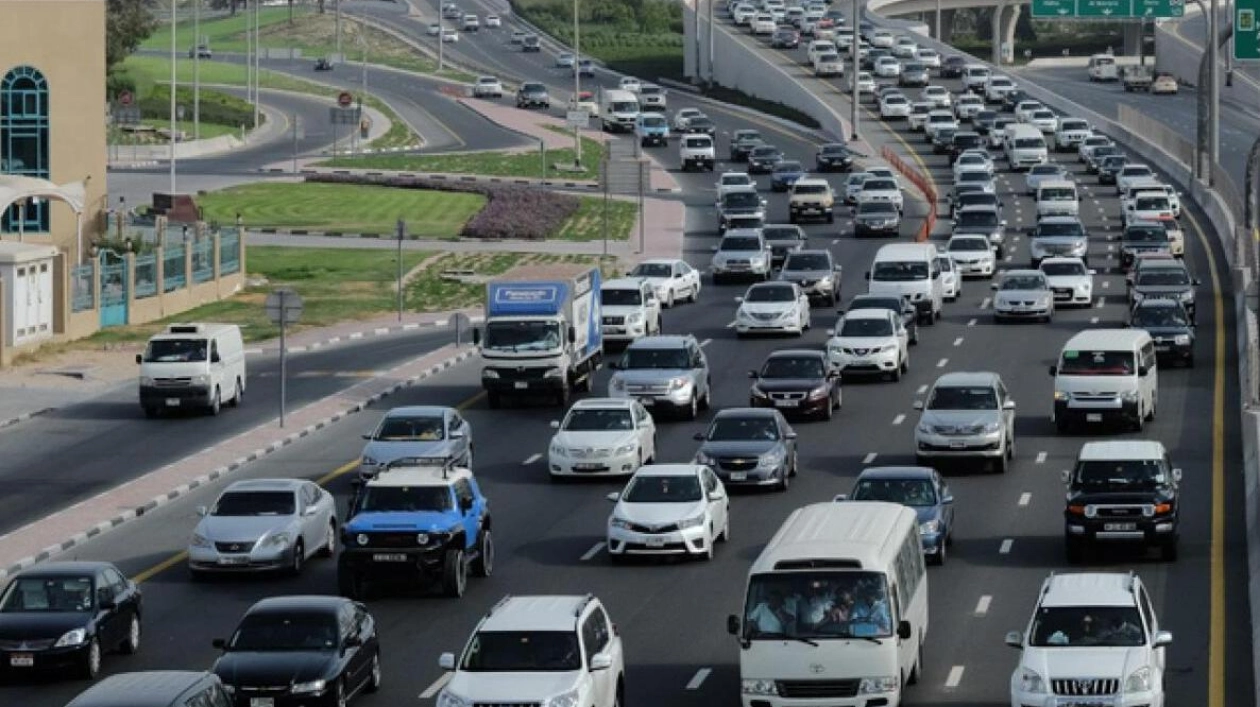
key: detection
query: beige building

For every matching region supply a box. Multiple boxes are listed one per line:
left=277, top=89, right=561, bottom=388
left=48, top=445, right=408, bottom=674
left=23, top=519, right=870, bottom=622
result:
left=0, top=0, right=245, bottom=366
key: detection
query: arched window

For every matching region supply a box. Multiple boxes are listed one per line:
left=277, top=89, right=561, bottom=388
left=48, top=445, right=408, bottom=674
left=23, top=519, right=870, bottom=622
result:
left=0, top=66, right=50, bottom=232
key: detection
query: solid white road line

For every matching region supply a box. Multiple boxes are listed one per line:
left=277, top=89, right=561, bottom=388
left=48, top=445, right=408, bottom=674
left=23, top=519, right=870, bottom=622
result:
left=686, top=668, right=713, bottom=690
left=892, top=414, right=906, bottom=425
left=419, top=673, right=453, bottom=699
left=523, top=453, right=541, bottom=465
left=1035, top=451, right=1047, bottom=464
left=953, top=337, right=964, bottom=347
left=945, top=665, right=966, bottom=689
left=863, top=452, right=878, bottom=464
left=999, top=538, right=1014, bottom=554
left=975, top=595, right=992, bottom=617
left=700, top=338, right=712, bottom=347
left=1018, top=492, right=1032, bottom=507
left=581, top=542, right=606, bottom=561
left=937, top=358, right=948, bottom=368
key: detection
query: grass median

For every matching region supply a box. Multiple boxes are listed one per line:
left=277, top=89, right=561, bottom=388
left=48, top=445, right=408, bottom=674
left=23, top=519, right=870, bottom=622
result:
left=407, top=252, right=606, bottom=311
left=316, top=133, right=609, bottom=179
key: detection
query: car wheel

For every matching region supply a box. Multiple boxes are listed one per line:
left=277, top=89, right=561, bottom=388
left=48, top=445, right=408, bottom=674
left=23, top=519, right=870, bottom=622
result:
left=442, top=548, right=467, bottom=597
left=121, top=614, right=141, bottom=654
left=367, top=652, right=382, bottom=693
left=208, top=386, right=221, bottom=416
left=333, top=677, right=349, bottom=707
left=703, top=527, right=716, bottom=560
left=229, top=377, right=243, bottom=407
left=686, top=394, right=699, bottom=420
left=823, top=396, right=834, bottom=421
left=901, top=353, right=909, bottom=373
left=320, top=522, right=337, bottom=558
left=472, top=529, right=494, bottom=577
left=777, top=468, right=791, bottom=492
left=666, top=291, right=675, bottom=309
left=722, top=513, right=731, bottom=542
left=994, top=449, right=1008, bottom=474
left=1055, top=415, right=1071, bottom=434
left=80, top=637, right=101, bottom=679
left=931, top=540, right=946, bottom=566
left=288, top=540, right=305, bottom=576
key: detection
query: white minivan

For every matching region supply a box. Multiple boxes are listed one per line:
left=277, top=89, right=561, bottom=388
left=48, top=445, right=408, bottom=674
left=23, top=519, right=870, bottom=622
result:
left=866, top=243, right=944, bottom=324
left=137, top=322, right=246, bottom=417
left=729, top=501, right=927, bottom=707
left=1049, top=328, right=1158, bottom=433
left=1003, top=123, right=1048, bottom=171
left=1035, top=180, right=1080, bottom=219
left=1087, top=53, right=1119, bottom=81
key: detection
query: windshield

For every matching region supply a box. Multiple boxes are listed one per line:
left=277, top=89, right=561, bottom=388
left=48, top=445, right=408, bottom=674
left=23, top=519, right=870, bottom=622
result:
left=958, top=195, right=998, bottom=209
left=852, top=478, right=937, bottom=507
left=1061, top=120, right=1088, bottom=131
left=358, top=485, right=452, bottom=513
left=736, top=131, right=761, bottom=143
left=1074, top=458, right=1170, bottom=490
left=873, top=261, right=929, bottom=281
left=751, top=147, right=780, bottom=158
left=602, top=288, right=643, bottom=306
left=956, top=211, right=998, bottom=229
left=461, top=631, right=581, bottom=671
left=610, top=101, right=638, bottom=113
left=623, top=474, right=702, bottom=503
left=230, top=614, right=339, bottom=652
left=949, top=238, right=990, bottom=252
left=840, top=317, right=893, bottom=337
left=746, top=285, right=797, bottom=303
left=1125, top=227, right=1168, bottom=243
left=630, top=263, right=671, bottom=278
left=1135, top=197, right=1170, bottom=211
left=785, top=253, right=830, bottom=270
left=1137, top=269, right=1190, bottom=286
left=706, top=416, right=780, bottom=441
left=762, top=356, right=825, bottom=378
left=375, top=415, right=444, bottom=441
left=958, top=172, right=990, bottom=185
left=483, top=321, right=561, bottom=353
left=884, top=96, right=907, bottom=105
left=774, top=161, right=803, bottom=174
left=142, top=338, right=208, bottom=363
left=0, top=576, right=94, bottom=613
left=1059, top=350, right=1136, bottom=375
left=928, top=385, right=997, bottom=410
left=821, top=145, right=848, bottom=156
left=722, top=236, right=762, bottom=252
left=1030, top=165, right=1059, bottom=176
left=640, top=116, right=666, bottom=128
left=1000, top=275, right=1046, bottom=290
left=684, top=137, right=710, bottom=149
left=1133, top=304, right=1189, bottom=326
left=723, top=191, right=760, bottom=208
left=764, top=227, right=803, bottom=241
left=1030, top=606, right=1145, bottom=648
left=794, top=183, right=828, bottom=195
left=863, top=179, right=896, bottom=192
left=1036, top=222, right=1085, bottom=238
left=1040, top=188, right=1075, bottom=201
left=847, top=174, right=871, bottom=187
left=858, top=202, right=897, bottom=216
left=564, top=408, right=633, bottom=432
left=212, top=491, right=295, bottom=516
left=1122, top=167, right=1153, bottom=178
left=958, top=155, right=986, bottom=167
left=1014, top=138, right=1046, bottom=149
left=1032, top=111, right=1055, bottom=120
left=623, top=347, right=689, bottom=369
left=1042, top=262, right=1087, bottom=276
left=743, top=571, right=892, bottom=640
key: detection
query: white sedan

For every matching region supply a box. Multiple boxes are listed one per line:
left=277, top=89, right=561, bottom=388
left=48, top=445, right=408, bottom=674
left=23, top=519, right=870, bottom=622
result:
left=1039, top=257, right=1094, bottom=307
left=953, top=151, right=994, bottom=179
left=1028, top=109, right=1058, bottom=133
left=627, top=258, right=702, bottom=307
left=844, top=172, right=872, bottom=203
left=879, top=93, right=912, bottom=119
left=873, top=56, right=901, bottom=78
left=620, top=76, right=643, bottom=93
left=734, top=281, right=811, bottom=336
left=916, top=48, right=942, bottom=68
left=441, top=28, right=459, bottom=43
left=1014, top=100, right=1044, bottom=123
left=946, top=234, right=997, bottom=278
left=556, top=52, right=576, bottom=68
left=471, top=76, right=503, bottom=98
left=752, top=13, right=777, bottom=34
left=849, top=71, right=876, bottom=94
left=938, top=255, right=961, bottom=301
left=426, top=22, right=442, bottom=36
left=605, top=464, right=729, bottom=562
left=548, top=398, right=657, bottom=478
left=857, top=177, right=905, bottom=212
left=673, top=107, right=703, bottom=131
left=484, top=14, right=501, bottom=27
left=919, top=85, right=952, bottom=109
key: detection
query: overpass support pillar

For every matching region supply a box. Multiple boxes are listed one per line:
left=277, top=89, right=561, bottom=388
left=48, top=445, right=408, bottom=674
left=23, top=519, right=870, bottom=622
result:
left=991, top=5, right=1003, bottom=64
left=939, top=9, right=956, bottom=43
left=1122, top=22, right=1141, bottom=55
left=1000, top=3, right=1021, bottom=63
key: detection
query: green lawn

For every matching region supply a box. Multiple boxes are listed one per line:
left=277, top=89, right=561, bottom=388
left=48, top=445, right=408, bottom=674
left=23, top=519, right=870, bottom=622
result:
left=554, top=198, right=636, bottom=242
left=117, top=56, right=420, bottom=150
left=406, top=252, right=603, bottom=311
left=198, top=182, right=487, bottom=236
left=513, top=0, right=684, bottom=81
left=317, top=135, right=609, bottom=180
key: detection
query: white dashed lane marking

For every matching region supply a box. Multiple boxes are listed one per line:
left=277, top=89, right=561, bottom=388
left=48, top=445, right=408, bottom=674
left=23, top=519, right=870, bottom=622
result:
left=700, top=338, right=712, bottom=347
left=1090, top=316, right=1100, bottom=324
left=686, top=669, right=712, bottom=690
left=945, top=665, right=966, bottom=689
left=419, top=673, right=453, bottom=699
left=967, top=318, right=977, bottom=326
left=999, top=538, right=1014, bottom=554
left=580, top=542, right=606, bottom=561
left=916, top=384, right=928, bottom=395
left=953, top=337, right=964, bottom=347
left=1101, top=280, right=1110, bottom=289
left=522, top=453, right=541, bottom=465
left=1018, top=492, right=1032, bottom=507
left=892, top=414, right=906, bottom=425
left=937, top=358, right=948, bottom=368
left=975, top=595, right=992, bottom=616
left=1035, top=451, right=1047, bottom=464
left=863, top=452, right=878, bottom=464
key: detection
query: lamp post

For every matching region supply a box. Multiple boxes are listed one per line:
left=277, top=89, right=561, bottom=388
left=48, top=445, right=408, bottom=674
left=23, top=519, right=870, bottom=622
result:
left=358, top=33, right=368, bottom=154
left=336, top=0, right=343, bottom=59
left=573, top=0, right=582, bottom=166
left=193, top=0, right=201, bottom=139
left=850, top=0, right=860, bottom=141
left=935, top=0, right=942, bottom=39
left=254, top=0, right=261, bottom=130
left=169, top=0, right=178, bottom=194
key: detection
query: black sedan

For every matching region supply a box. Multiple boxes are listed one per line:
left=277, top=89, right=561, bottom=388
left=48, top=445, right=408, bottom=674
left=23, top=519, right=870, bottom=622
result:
left=940, top=55, right=967, bottom=78
left=686, top=115, right=717, bottom=137
left=213, top=595, right=381, bottom=706
left=749, top=349, right=840, bottom=420
left=1098, top=155, right=1129, bottom=184
left=730, top=129, right=764, bottom=161
left=693, top=408, right=799, bottom=491
left=816, top=142, right=856, bottom=172
left=931, top=127, right=958, bottom=154
left=853, top=200, right=901, bottom=237
left=771, top=27, right=800, bottom=48
left=1130, top=299, right=1195, bottom=366
left=747, top=145, right=784, bottom=174
left=0, top=561, right=142, bottom=680
left=847, top=293, right=920, bottom=345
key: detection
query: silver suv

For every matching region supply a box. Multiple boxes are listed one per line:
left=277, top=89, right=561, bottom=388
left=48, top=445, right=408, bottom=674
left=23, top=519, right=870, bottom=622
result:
left=914, top=371, right=1016, bottom=473
left=608, top=335, right=711, bottom=419
left=778, top=249, right=841, bottom=305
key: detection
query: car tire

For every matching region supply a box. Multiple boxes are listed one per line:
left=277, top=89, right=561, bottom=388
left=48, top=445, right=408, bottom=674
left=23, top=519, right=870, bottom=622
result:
left=230, top=377, right=243, bottom=407
left=931, top=541, right=946, bottom=566
left=442, top=548, right=467, bottom=598
left=121, top=614, right=141, bottom=654
left=686, top=395, right=699, bottom=420
left=79, top=637, right=101, bottom=680
left=143, top=407, right=159, bottom=419
left=472, top=529, right=494, bottom=577
left=208, top=386, right=221, bottom=416
left=321, top=522, right=337, bottom=558
left=486, top=391, right=502, bottom=409
left=367, top=652, right=383, bottom=693
left=994, top=450, right=1007, bottom=474
left=665, top=291, right=675, bottom=309
left=288, top=540, right=305, bottom=576
left=703, top=528, right=715, bottom=561
left=777, top=468, right=790, bottom=492
left=822, top=396, right=834, bottom=421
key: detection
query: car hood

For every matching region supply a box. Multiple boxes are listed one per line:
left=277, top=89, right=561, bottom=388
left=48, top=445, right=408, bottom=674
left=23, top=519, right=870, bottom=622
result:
left=612, top=368, right=690, bottom=385
left=0, top=612, right=91, bottom=641
left=1132, top=285, right=1191, bottom=297
left=1045, top=274, right=1090, bottom=288
left=714, top=249, right=764, bottom=261
left=740, top=302, right=797, bottom=316
left=603, top=304, right=646, bottom=316
left=780, top=269, right=834, bottom=281
left=699, top=440, right=780, bottom=457
left=346, top=510, right=459, bottom=534
left=919, top=409, right=1001, bottom=428
left=361, top=439, right=458, bottom=463
left=1022, top=647, right=1149, bottom=682
left=949, top=249, right=994, bottom=261
left=446, top=671, right=580, bottom=702
left=995, top=288, right=1050, bottom=301
left=214, top=650, right=335, bottom=688
left=1135, top=324, right=1192, bottom=338
left=912, top=505, right=943, bottom=525
left=196, top=514, right=297, bottom=542
left=553, top=430, right=638, bottom=449
left=753, top=377, right=826, bottom=392
left=613, top=500, right=707, bottom=526
left=828, top=335, right=895, bottom=350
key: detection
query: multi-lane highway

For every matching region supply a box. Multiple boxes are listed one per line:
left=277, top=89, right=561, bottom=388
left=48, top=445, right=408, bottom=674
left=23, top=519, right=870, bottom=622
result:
left=3, top=6, right=1250, bottom=707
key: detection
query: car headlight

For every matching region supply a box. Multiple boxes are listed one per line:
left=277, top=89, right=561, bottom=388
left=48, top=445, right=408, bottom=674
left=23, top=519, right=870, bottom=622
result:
left=742, top=679, right=778, bottom=695
left=264, top=532, right=292, bottom=547
left=610, top=516, right=633, bottom=530
left=437, top=691, right=472, bottom=707
left=669, top=377, right=691, bottom=391
left=1077, top=283, right=1092, bottom=293
left=759, top=450, right=785, bottom=468
left=1019, top=667, right=1046, bottom=694
left=481, top=369, right=500, bottom=379
left=610, top=378, right=626, bottom=392
left=808, top=384, right=830, bottom=400
left=356, top=533, right=370, bottom=546
left=1037, top=296, right=1051, bottom=307
left=916, top=422, right=932, bottom=434
left=54, top=628, right=87, bottom=648
left=614, top=444, right=639, bottom=455
left=191, top=374, right=210, bottom=385
left=1180, top=290, right=1194, bottom=302
left=291, top=679, right=327, bottom=695
left=545, top=688, right=580, bottom=707
left=828, top=345, right=845, bottom=357
left=737, top=308, right=755, bottom=322
left=1120, top=390, right=1140, bottom=402
left=1054, top=390, right=1070, bottom=401
left=879, top=343, right=899, bottom=353
left=750, top=386, right=768, bottom=399
left=626, top=312, right=644, bottom=324
left=919, top=520, right=941, bottom=535
left=1175, top=334, right=1192, bottom=345
left=776, top=309, right=797, bottom=321
left=140, top=376, right=154, bottom=386
left=678, top=514, right=706, bottom=529
left=191, top=533, right=212, bottom=548
left=1124, top=666, right=1152, bottom=693
left=983, top=421, right=1002, bottom=433
left=858, top=676, right=899, bottom=694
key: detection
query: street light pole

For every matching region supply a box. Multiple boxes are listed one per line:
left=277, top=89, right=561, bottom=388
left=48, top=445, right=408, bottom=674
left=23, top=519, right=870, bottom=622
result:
left=850, top=0, right=860, bottom=141
left=1209, top=0, right=1220, bottom=166
left=170, top=0, right=178, bottom=194
left=194, top=0, right=201, bottom=140
left=336, top=0, right=343, bottom=59
left=935, top=0, right=941, bottom=40
left=573, top=0, right=582, bottom=166
left=707, top=0, right=715, bottom=82
left=254, top=0, right=261, bottom=130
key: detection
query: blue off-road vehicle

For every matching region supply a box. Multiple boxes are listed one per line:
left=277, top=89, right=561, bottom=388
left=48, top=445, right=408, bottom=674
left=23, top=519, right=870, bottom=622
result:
left=337, top=458, right=492, bottom=599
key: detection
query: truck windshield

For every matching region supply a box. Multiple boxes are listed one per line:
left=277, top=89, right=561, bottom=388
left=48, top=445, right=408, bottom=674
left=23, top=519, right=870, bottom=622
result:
left=1040, top=188, right=1075, bottom=201
left=956, top=211, right=998, bottom=229
left=601, top=288, right=643, bottom=306
left=1014, top=138, right=1046, bottom=149
left=742, top=571, right=892, bottom=640
left=483, top=321, right=561, bottom=352
left=1073, top=459, right=1170, bottom=491
left=873, top=262, right=928, bottom=281
left=358, top=485, right=452, bottom=513
left=1030, top=606, right=1145, bottom=647
left=610, top=101, right=638, bottom=113
left=142, top=338, right=208, bottom=363
left=1058, top=350, right=1135, bottom=376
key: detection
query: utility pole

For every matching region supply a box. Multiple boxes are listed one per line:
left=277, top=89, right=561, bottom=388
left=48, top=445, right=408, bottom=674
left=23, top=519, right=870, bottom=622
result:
left=850, top=0, right=860, bottom=141
left=169, top=0, right=178, bottom=194
left=336, top=0, right=343, bottom=60
left=1210, top=0, right=1220, bottom=167
left=573, top=0, right=582, bottom=166
left=397, top=219, right=405, bottom=321
left=707, top=0, right=715, bottom=83
left=254, top=0, right=261, bottom=130
left=194, top=0, right=201, bottom=139
left=245, top=2, right=253, bottom=108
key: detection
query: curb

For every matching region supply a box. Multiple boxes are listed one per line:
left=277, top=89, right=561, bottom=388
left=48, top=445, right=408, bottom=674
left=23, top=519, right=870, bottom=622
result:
left=108, top=161, right=162, bottom=169
left=0, top=347, right=479, bottom=583
left=320, top=146, right=418, bottom=156
left=261, top=166, right=683, bottom=194
left=242, top=317, right=484, bottom=355
left=0, top=407, right=56, bottom=432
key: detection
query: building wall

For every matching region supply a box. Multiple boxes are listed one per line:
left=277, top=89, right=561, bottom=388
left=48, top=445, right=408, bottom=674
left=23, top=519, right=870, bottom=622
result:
left=0, top=0, right=108, bottom=254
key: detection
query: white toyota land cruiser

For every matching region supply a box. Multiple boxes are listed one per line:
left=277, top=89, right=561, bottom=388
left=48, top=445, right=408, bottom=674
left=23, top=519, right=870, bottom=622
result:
left=1005, top=572, right=1171, bottom=707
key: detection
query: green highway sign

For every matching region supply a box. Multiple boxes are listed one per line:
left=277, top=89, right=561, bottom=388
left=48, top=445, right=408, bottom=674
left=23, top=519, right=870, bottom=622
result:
left=1239, top=0, right=1260, bottom=61
left=1031, top=0, right=1185, bottom=17
left=1030, top=0, right=1077, bottom=16
left=1135, top=0, right=1185, bottom=16
left=1077, top=0, right=1133, bottom=17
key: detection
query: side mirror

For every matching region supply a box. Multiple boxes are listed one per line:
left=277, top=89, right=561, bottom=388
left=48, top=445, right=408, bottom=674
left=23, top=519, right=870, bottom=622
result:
left=606, top=492, right=621, bottom=502
left=990, top=283, right=999, bottom=290
left=1172, top=468, right=1183, bottom=482
left=590, top=653, right=613, bottom=671
left=748, top=370, right=759, bottom=378
left=212, top=638, right=227, bottom=649
left=196, top=505, right=208, bottom=517
left=834, top=493, right=849, bottom=501
left=785, top=431, right=798, bottom=440
left=1154, top=630, right=1173, bottom=647
left=344, top=635, right=363, bottom=648
left=1003, top=399, right=1016, bottom=410
left=303, top=505, right=320, bottom=517
left=1138, top=365, right=1149, bottom=377
left=1194, top=279, right=1202, bottom=286
left=826, top=328, right=836, bottom=336
left=727, top=615, right=741, bottom=635
left=1000, top=219, right=1007, bottom=226
left=942, top=494, right=955, bottom=504
left=449, top=429, right=466, bottom=439
left=608, top=360, right=622, bottom=370
left=459, top=496, right=474, bottom=512
left=1061, top=469, right=1072, bottom=484
left=865, top=271, right=871, bottom=280
left=708, top=492, right=724, bottom=502
left=735, top=296, right=745, bottom=303
left=1087, top=269, right=1097, bottom=275
left=135, top=353, right=143, bottom=365
left=472, top=328, right=482, bottom=345
left=834, top=264, right=843, bottom=272
left=1048, top=365, right=1057, bottom=376
left=439, top=652, right=456, bottom=671
left=550, top=420, right=561, bottom=429
left=361, top=432, right=373, bottom=440
left=693, top=432, right=706, bottom=441
left=211, top=352, right=222, bottom=364
left=896, top=620, right=912, bottom=640
left=1004, top=630, right=1023, bottom=648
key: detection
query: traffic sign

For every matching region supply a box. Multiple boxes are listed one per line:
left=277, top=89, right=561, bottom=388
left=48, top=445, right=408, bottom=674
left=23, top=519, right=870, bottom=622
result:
left=1238, top=0, right=1260, bottom=60
left=265, top=287, right=303, bottom=325
left=566, top=110, right=589, bottom=129
left=1031, top=0, right=1184, bottom=17
left=1077, top=0, right=1132, bottom=17
left=1135, top=0, right=1184, bottom=16
left=1031, top=0, right=1075, bottom=16
left=337, top=91, right=353, bottom=107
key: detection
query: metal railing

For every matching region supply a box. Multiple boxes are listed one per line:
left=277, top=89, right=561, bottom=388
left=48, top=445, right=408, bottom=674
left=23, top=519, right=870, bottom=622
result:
left=220, top=229, right=241, bottom=275
left=163, top=244, right=186, bottom=292
left=71, top=264, right=94, bottom=313
left=191, top=238, right=215, bottom=283
left=134, top=253, right=158, bottom=299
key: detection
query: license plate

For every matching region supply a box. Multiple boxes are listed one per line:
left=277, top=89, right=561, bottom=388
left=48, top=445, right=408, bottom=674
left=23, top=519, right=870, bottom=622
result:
left=165, top=397, right=180, bottom=406
left=250, top=699, right=275, bottom=707
left=9, top=653, right=32, bottom=667
left=950, top=441, right=966, bottom=449
left=217, top=556, right=248, bottom=565
left=514, top=381, right=529, bottom=389
left=637, top=397, right=655, bottom=406
left=1086, top=413, right=1103, bottom=422
left=775, top=399, right=799, bottom=408
left=574, top=463, right=604, bottom=470
left=1156, top=345, right=1170, bottom=352
left=730, top=472, right=747, bottom=481
left=645, top=536, right=666, bottom=547
left=1105, top=523, right=1137, bottom=531
left=372, top=553, right=408, bottom=562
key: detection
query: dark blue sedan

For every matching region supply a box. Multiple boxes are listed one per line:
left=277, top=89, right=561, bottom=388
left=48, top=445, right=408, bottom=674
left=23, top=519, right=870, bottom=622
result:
left=838, top=466, right=955, bottom=565
left=770, top=160, right=806, bottom=192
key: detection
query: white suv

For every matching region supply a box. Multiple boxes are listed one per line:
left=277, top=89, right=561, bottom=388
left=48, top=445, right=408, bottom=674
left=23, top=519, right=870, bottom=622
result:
left=1005, top=572, right=1171, bottom=707
left=439, top=595, right=626, bottom=707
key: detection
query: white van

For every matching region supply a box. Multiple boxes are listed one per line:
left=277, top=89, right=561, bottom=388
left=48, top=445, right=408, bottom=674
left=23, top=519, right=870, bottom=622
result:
left=728, top=502, right=927, bottom=707
left=1049, top=329, right=1158, bottom=433
left=137, top=323, right=246, bottom=417
left=599, top=88, right=640, bottom=132
left=1003, top=123, right=1048, bottom=170
left=866, top=243, right=944, bottom=324
left=1035, top=180, right=1080, bottom=219
left=962, top=64, right=991, bottom=91
left=1087, top=53, right=1119, bottom=82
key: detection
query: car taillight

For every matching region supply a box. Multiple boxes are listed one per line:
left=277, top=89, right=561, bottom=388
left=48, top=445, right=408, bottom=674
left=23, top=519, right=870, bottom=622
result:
left=1067, top=504, right=1086, bottom=516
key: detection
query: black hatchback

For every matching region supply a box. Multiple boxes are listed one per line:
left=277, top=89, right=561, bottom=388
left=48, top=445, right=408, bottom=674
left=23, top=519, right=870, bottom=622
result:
left=213, top=596, right=381, bottom=707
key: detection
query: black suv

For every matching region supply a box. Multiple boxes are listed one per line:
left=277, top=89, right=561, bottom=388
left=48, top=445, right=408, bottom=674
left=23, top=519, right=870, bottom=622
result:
left=1130, top=299, right=1195, bottom=366
left=948, top=132, right=984, bottom=164
left=516, top=82, right=550, bottom=109
left=1119, top=220, right=1173, bottom=269
left=816, top=142, right=856, bottom=172
left=730, top=129, right=764, bottom=162
left=940, top=55, right=967, bottom=78
left=845, top=293, right=919, bottom=344
left=1063, top=440, right=1181, bottom=563
left=1128, top=258, right=1199, bottom=321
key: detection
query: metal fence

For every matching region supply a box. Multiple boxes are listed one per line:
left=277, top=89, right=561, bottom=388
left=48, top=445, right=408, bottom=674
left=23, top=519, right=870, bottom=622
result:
left=134, top=253, right=158, bottom=299
left=163, top=243, right=186, bottom=292
left=192, top=238, right=215, bottom=283
left=220, top=229, right=241, bottom=275
left=1116, top=104, right=1195, bottom=169
left=71, top=264, right=94, bottom=312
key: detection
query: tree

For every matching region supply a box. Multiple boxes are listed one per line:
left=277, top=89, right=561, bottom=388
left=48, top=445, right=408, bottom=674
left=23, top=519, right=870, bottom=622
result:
left=106, top=0, right=158, bottom=72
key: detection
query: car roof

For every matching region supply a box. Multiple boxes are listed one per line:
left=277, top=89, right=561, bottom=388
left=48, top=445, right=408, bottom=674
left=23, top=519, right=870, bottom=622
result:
left=1037, top=215, right=1082, bottom=224
left=222, top=478, right=306, bottom=494
left=480, top=595, right=593, bottom=632
left=66, top=672, right=220, bottom=707
left=793, top=177, right=830, bottom=187
left=1062, top=328, right=1151, bottom=350
left=247, top=595, right=347, bottom=615
left=766, top=349, right=825, bottom=361
left=367, top=462, right=474, bottom=488
left=383, top=405, right=452, bottom=418
left=713, top=407, right=781, bottom=420
left=1041, top=573, right=1139, bottom=608
left=999, top=269, right=1045, bottom=278
left=856, top=466, right=936, bottom=481
left=843, top=308, right=892, bottom=320
left=603, top=277, right=650, bottom=290
left=933, top=371, right=1000, bottom=387
left=571, top=397, right=636, bottom=410
left=12, top=561, right=117, bottom=579
left=632, top=463, right=705, bottom=477
left=625, top=335, right=696, bottom=350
